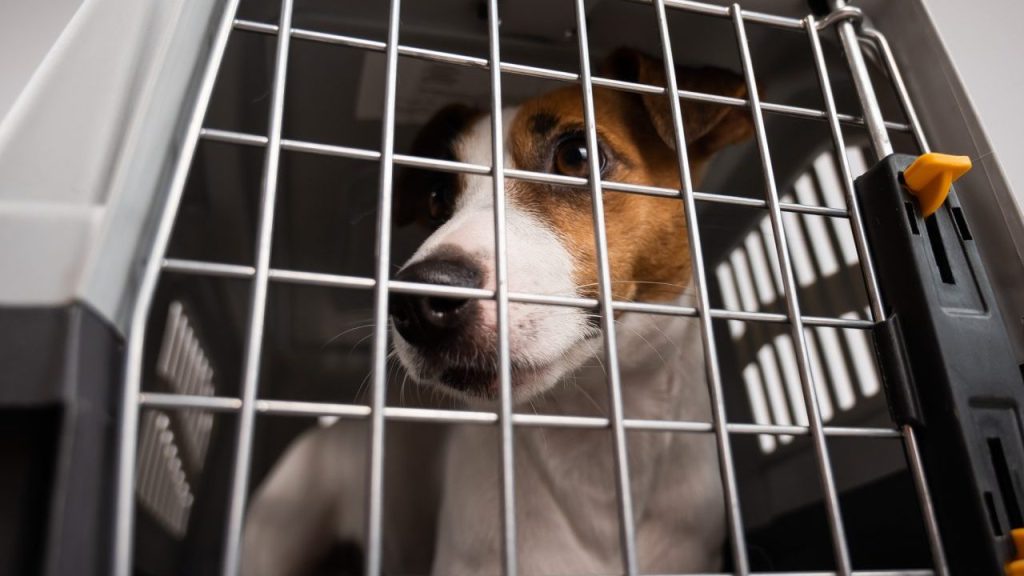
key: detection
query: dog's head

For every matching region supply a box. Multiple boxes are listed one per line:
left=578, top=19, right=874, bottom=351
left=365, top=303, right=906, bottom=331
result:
left=389, top=48, right=755, bottom=403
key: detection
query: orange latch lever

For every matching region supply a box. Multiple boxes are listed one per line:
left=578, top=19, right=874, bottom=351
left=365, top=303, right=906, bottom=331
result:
left=1007, top=528, right=1024, bottom=575
left=902, top=153, right=972, bottom=218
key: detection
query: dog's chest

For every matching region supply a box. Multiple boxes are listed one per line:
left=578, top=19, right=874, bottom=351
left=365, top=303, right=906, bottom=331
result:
left=431, top=420, right=722, bottom=574
left=429, top=320, right=723, bottom=574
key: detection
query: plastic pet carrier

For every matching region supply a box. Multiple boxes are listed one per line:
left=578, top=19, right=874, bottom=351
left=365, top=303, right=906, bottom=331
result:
left=1, top=0, right=1024, bottom=575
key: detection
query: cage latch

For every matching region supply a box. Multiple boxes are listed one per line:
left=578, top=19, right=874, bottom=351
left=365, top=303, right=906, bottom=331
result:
left=870, top=314, right=922, bottom=427
left=856, top=153, right=1024, bottom=573
left=902, top=152, right=972, bottom=217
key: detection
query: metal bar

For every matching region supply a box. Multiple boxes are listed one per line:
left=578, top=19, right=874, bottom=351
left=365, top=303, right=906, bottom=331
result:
left=859, top=28, right=931, bottom=153
left=365, top=0, right=402, bottom=572
left=650, top=571, right=935, bottom=576
left=202, top=127, right=853, bottom=218
left=161, top=259, right=874, bottom=329
left=818, top=12, right=949, bottom=574
left=256, top=399, right=373, bottom=418
left=858, top=25, right=949, bottom=574
left=828, top=0, right=893, bottom=158
left=628, top=0, right=803, bottom=29
left=202, top=127, right=269, bottom=146
left=805, top=13, right=887, bottom=353
left=484, top=0, right=517, bottom=572
left=163, top=258, right=256, bottom=278
left=269, top=268, right=377, bottom=290
left=231, top=18, right=911, bottom=133
left=731, top=7, right=852, bottom=574
left=112, top=1, right=243, bottom=573
left=140, top=393, right=244, bottom=412
left=221, top=0, right=293, bottom=573
left=652, top=0, right=750, bottom=572
left=902, top=424, right=950, bottom=575
left=572, top=0, right=638, bottom=572
left=137, top=392, right=902, bottom=438
left=284, top=138, right=381, bottom=162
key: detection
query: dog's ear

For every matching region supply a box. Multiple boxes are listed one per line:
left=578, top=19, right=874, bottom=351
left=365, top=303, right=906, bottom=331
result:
left=600, top=47, right=755, bottom=156
left=394, top=103, right=480, bottom=227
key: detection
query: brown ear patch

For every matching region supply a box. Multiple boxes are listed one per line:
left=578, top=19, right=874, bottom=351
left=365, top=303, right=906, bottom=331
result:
left=600, top=48, right=756, bottom=156
left=393, top=103, right=480, bottom=227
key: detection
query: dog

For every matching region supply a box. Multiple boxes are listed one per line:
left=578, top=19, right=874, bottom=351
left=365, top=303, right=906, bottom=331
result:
left=241, top=48, right=755, bottom=575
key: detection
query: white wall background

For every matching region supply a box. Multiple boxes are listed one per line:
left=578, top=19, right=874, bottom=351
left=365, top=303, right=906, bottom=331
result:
left=923, top=0, right=1024, bottom=213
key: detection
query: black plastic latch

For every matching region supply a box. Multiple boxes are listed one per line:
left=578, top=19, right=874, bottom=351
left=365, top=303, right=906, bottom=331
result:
left=871, top=314, right=922, bottom=428
left=855, top=153, right=1024, bottom=574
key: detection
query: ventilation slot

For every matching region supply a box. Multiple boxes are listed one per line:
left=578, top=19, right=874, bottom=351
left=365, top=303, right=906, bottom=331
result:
left=156, top=301, right=216, bottom=471
left=904, top=202, right=920, bottom=235
left=924, top=214, right=955, bottom=284
left=952, top=206, right=973, bottom=240
left=984, top=491, right=1004, bottom=536
left=989, top=437, right=1023, bottom=529
left=136, top=301, right=217, bottom=537
left=136, top=411, right=195, bottom=536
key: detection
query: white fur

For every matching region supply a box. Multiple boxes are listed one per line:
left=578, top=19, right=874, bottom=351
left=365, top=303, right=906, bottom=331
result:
left=394, top=110, right=591, bottom=402
left=241, top=107, right=724, bottom=576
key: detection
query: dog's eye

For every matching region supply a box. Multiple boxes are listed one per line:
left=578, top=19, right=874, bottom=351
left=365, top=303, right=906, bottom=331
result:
left=428, top=182, right=455, bottom=225
left=554, top=136, right=607, bottom=178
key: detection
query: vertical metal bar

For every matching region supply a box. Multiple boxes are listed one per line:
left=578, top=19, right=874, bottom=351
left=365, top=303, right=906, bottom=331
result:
left=730, top=7, right=852, bottom=575
left=485, top=0, right=517, bottom=573
left=859, top=28, right=931, bottom=153
left=811, top=14, right=949, bottom=574
left=113, top=1, right=242, bottom=574
left=804, top=17, right=884, bottom=339
left=828, top=0, right=893, bottom=159
left=365, top=0, right=403, bottom=573
left=651, top=1, right=750, bottom=573
left=868, top=28, right=950, bottom=572
left=903, top=424, right=951, bottom=575
left=571, top=1, right=638, bottom=573
left=822, top=15, right=950, bottom=573
left=221, top=0, right=293, bottom=573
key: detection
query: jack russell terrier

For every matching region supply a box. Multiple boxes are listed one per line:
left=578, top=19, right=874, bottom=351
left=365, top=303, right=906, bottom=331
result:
left=242, top=48, right=755, bottom=575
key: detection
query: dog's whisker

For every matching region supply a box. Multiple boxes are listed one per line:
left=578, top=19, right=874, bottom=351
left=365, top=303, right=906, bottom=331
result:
left=320, top=321, right=376, bottom=350
left=613, top=318, right=667, bottom=367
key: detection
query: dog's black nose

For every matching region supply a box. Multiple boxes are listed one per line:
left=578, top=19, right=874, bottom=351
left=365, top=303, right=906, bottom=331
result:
left=390, top=255, right=482, bottom=345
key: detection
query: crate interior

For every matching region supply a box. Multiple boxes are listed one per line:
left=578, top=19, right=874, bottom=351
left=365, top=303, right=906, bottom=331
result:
left=136, top=0, right=933, bottom=573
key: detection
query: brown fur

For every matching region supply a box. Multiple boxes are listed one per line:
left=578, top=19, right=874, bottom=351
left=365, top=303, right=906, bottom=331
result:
left=396, top=48, right=755, bottom=304
left=507, top=49, right=755, bottom=303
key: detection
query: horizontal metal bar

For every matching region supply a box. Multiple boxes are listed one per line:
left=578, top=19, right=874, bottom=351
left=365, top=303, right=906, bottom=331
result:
left=283, top=138, right=381, bottom=161
left=514, top=413, right=610, bottom=429
left=137, top=393, right=900, bottom=438
left=390, top=279, right=493, bottom=299
left=201, top=128, right=268, bottom=146
left=658, top=0, right=804, bottom=29
left=649, top=571, right=934, bottom=576
left=710, top=308, right=786, bottom=324
left=803, top=314, right=872, bottom=329
left=199, top=128, right=850, bottom=219
left=230, top=19, right=910, bottom=133
left=256, top=399, right=372, bottom=417
left=139, top=393, right=243, bottom=411
left=161, top=259, right=873, bottom=329
left=162, top=258, right=256, bottom=278
left=384, top=406, right=498, bottom=424
left=268, top=268, right=375, bottom=289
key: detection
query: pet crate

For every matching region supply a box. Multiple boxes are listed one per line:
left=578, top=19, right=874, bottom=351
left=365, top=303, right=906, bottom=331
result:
left=2, top=0, right=1024, bottom=575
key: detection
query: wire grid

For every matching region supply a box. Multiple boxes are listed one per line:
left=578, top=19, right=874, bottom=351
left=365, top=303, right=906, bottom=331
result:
left=112, top=0, right=952, bottom=575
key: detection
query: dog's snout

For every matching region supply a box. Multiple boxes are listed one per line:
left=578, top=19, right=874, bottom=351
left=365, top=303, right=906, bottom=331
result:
left=390, top=255, right=483, bottom=345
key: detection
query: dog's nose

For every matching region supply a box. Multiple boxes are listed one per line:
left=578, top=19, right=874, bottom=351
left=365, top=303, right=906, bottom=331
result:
left=390, top=256, right=483, bottom=345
